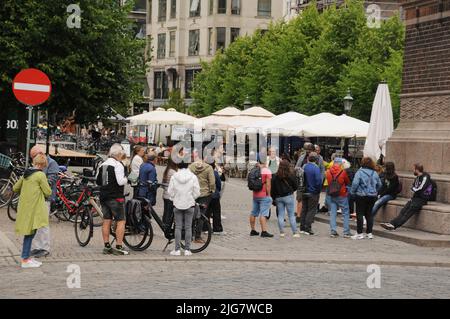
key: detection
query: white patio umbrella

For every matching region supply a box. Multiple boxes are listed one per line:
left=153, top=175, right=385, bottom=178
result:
left=363, top=82, right=394, bottom=161
left=301, top=114, right=369, bottom=138
left=127, top=108, right=197, bottom=126
left=282, top=112, right=340, bottom=136
left=235, top=111, right=308, bottom=134
left=200, top=106, right=242, bottom=130
left=226, top=106, right=275, bottom=130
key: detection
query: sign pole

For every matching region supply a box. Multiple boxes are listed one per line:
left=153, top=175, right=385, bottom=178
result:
left=46, top=108, right=50, bottom=156
left=25, top=105, right=33, bottom=168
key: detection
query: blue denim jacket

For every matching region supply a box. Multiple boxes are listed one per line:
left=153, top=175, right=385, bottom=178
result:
left=351, top=168, right=382, bottom=197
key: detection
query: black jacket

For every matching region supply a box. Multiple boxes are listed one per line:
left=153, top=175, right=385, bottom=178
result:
left=271, top=175, right=298, bottom=199
left=412, top=173, right=431, bottom=200
left=379, top=174, right=400, bottom=198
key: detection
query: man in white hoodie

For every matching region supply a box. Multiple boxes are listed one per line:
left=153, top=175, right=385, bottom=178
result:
left=168, top=162, right=201, bottom=256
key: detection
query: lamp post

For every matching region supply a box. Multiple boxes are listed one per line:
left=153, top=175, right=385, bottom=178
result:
left=343, top=88, right=353, bottom=114
left=243, top=96, right=252, bottom=110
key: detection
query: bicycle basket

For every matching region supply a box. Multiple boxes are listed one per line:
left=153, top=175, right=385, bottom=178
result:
left=0, top=153, right=12, bottom=169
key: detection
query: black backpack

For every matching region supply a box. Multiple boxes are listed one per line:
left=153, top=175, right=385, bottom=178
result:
left=423, top=178, right=437, bottom=201
left=327, top=170, right=344, bottom=197
left=247, top=166, right=263, bottom=191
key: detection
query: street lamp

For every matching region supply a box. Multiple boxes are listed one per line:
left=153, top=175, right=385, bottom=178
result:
left=343, top=89, right=353, bottom=114
left=243, top=95, right=252, bottom=110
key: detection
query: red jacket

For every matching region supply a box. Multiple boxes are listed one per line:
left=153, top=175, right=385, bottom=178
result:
left=326, top=164, right=350, bottom=197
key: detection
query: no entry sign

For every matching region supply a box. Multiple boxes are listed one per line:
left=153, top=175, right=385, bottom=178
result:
left=12, top=68, right=52, bottom=106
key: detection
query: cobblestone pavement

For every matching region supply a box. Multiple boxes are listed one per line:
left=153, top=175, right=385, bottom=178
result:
left=1, top=168, right=450, bottom=298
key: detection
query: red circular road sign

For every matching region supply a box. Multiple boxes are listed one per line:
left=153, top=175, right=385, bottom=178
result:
left=12, top=68, right=52, bottom=106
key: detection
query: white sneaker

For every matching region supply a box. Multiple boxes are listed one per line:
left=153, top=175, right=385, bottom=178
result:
left=21, top=259, right=41, bottom=268
left=184, top=250, right=192, bottom=256
left=213, top=231, right=227, bottom=236
left=293, top=233, right=301, bottom=238
left=367, top=233, right=374, bottom=239
left=300, top=231, right=310, bottom=235
left=351, top=233, right=365, bottom=240
left=170, top=250, right=181, bottom=256
left=280, top=233, right=285, bottom=238
left=30, top=258, right=42, bottom=266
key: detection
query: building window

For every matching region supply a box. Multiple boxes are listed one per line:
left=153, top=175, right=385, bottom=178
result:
left=169, top=31, right=176, bottom=57
left=157, top=33, right=166, bottom=59
left=208, top=28, right=213, bottom=55
left=154, top=71, right=169, bottom=99
left=158, top=0, right=167, bottom=21
left=216, top=27, right=226, bottom=51
left=188, top=29, right=200, bottom=56
left=209, top=0, right=214, bottom=15
left=133, top=0, right=147, bottom=12
left=189, top=0, right=201, bottom=17
left=185, top=69, right=201, bottom=98
left=230, top=28, right=240, bottom=43
left=257, top=0, right=271, bottom=17
left=218, top=0, right=227, bottom=14
left=231, top=0, right=240, bottom=15
left=134, top=20, right=146, bottom=39
left=170, top=0, right=176, bottom=18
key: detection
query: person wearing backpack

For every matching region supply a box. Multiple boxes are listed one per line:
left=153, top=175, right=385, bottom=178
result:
left=372, top=162, right=401, bottom=217
left=129, top=145, right=145, bottom=198
left=295, top=142, right=314, bottom=222
left=381, top=163, right=433, bottom=231
left=248, top=158, right=274, bottom=238
left=271, top=160, right=299, bottom=238
left=137, top=152, right=158, bottom=206
left=168, top=162, right=201, bottom=256
left=326, top=158, right=353, bottom=238
left=350, top=157, right=382, bottom=240
left=300, top=154, right=323, bottom=235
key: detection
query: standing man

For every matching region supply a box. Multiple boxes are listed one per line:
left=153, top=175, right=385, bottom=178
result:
left=29, top=146, right=59, bottom=258
left=300, top=154, right=322, bottom=235
left=295, top=143, right=314, bottom=222
left=96, top=144, right=129, bottom=255
left=381, top=163, right=432, bottom=231
left=189, top=150, right=215, bottom=243
left=137, top=153, right=158, bottom=206
left=249, top=158, right=274, bottom=238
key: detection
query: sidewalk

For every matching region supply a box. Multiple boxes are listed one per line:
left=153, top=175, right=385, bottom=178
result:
left=0, top=229, right=20, bottom=266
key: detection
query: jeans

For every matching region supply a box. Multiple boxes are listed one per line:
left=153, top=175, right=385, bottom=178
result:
left=301, top=193, right=320, bottom=232
left=372, top=195, right=395, bottom=217
left=174, top=207, right=194, bottom=251
left=21, top=232, right=36, bottom=259
left=275, top=194, right=297, bottom=234
left=391, top=198, right=427, bottom=229
left=327, top=195, right=351, bottom=235
left=355, top=196, right=377, bottom=234
left=251, top=197, right=272, bottom=218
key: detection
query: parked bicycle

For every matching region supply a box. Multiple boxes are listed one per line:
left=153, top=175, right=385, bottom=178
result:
left=0, top=152, right=25, bottom=208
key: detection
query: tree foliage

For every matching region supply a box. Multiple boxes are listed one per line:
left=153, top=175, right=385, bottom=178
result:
left=190, top=0, right=405, bottom=124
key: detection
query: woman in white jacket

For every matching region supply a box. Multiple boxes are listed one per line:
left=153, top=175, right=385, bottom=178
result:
left=168, top=162, right=201, bottom=256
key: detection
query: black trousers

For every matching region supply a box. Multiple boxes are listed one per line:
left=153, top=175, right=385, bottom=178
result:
left=355, top=196, right=377, bottom=234
left=206, top=197, right=223, bottom=232
left=301, top=194, right=320, bottom=232
left=162, top=199, right=174, bottom=232
left=195, top=196, right=211, bottom=239
left=391, top=198, right=427, bottom=229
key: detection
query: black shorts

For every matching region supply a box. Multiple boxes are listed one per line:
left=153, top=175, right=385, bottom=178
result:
left=101, top=199, right=125, bottom=221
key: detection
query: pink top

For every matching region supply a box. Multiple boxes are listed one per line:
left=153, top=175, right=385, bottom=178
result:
left=253, top=167, right=272, bottom=198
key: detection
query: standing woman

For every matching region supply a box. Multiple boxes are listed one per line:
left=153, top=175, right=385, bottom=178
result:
left=350, top=157, right=382, bottom=240
left=130, top=145, right=145, bottom=197
left=162, top=157, right=178, bottom=230
left=14, top=154, right=52, bottom=268
left=271, top=160, right=299, bottom=237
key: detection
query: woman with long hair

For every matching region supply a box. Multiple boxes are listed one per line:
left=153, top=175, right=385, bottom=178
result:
left=372, top=162, right=400, bottom=217
left=350, top=157, right=382, bottom=240
left=271, top=160, right=299, bottom=238
left=162, top=157, right=178, bottom=230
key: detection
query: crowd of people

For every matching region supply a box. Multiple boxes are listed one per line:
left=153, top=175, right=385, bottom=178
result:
left=247, top=142, right=436, bottom=241
left=11, top=140, right=437, bottom=267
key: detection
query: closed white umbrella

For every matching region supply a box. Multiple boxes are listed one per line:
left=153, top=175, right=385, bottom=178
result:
left=363, top=82, right=394, bottom=161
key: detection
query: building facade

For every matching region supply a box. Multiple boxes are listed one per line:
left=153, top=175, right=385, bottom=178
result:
left=146, top=0, right=284, bottom=110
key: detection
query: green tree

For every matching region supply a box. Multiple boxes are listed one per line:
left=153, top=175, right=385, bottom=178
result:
left=163, top=89, right=186, bottom=113
left=0, top=0, right=147, bottom=149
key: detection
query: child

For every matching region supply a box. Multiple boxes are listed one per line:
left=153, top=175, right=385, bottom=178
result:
left=167, top=162, right=200, bottom=256
left=14, top=154, right=52, bottom=268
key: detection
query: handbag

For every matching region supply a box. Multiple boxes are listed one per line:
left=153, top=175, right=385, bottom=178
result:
left=128, top=171, right=139, bottom=185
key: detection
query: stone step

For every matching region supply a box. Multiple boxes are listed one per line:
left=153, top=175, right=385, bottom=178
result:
left=314, top=213, right=450, bottom=248
left=375, top=198, right=450, bottom=235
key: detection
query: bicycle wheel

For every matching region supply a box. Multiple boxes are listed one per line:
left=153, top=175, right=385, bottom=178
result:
left=180, top=214, right=212, bottom=253
left=0, top=179, right=13, bottom=208
left=132, top=216, right=154, bottom=251
left=123, top=222, right=150, bottom=251
left=7, top=193, right=19, bottom=221
left=74, top=205, right=93, bottom=247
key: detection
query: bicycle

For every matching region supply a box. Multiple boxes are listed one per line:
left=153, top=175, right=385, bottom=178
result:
left=0, top=153, right=25, bottom=208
